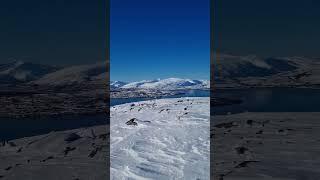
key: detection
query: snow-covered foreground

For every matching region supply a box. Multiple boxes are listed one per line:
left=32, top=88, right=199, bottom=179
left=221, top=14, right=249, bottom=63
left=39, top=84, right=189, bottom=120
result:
left=110, top=97, right=210, bottom=179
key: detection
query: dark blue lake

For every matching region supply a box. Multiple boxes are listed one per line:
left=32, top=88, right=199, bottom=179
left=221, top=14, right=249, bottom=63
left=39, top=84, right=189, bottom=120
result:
left=213, top=88, right=320, bottom=115
left=0, top=114, right=107, bottom=141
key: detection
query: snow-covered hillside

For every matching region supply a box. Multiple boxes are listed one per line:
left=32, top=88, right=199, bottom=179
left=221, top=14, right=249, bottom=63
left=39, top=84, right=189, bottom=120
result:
left=3, top=53, right=320, bottom=89
left=111, top=97, right=210, bottom=179
left=31, top=62, right=106, bottom=86
left=0, top=60, right=59, bottom=84
left=214, top=53, right=317, bottom=79
left=110, top=81, right=127, bottom=88
left=121, top=78, right=209, bottom=90
left=212, top=53, right=320, bottom=88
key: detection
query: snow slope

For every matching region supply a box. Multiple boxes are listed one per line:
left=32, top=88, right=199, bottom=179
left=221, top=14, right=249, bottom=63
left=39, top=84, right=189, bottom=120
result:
left=110, top=97, right=210, bottom=179
left=31, top=62, right=106, bottom=86
left=0, top=60, right=59, bottom=84
left=110, top=81, right=127, bottom=88
left=121, top=78, right=209, bottom=90
left=214, top=53, right=317, bottom=79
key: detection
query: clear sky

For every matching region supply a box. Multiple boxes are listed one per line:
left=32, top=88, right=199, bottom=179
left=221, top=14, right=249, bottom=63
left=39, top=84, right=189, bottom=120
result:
left=0, top=0, right=106, bottom=66
left=110, top=0, right=210, bottom=82
left=214, top=0, right=320, bottom=58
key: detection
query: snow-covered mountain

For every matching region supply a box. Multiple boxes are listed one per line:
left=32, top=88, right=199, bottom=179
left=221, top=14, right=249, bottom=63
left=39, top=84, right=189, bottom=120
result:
left=3, top=54, right=319, bottom=89
left=214, top=53, right=316, bottom=79
left=121, top=78, right=209, bottom=90
left=110, top=81, right=127, bottom=88
left=120, top=79, right=158, bottom=89
left=212, top=53, right=320, bottom=88
left=31, top=62, right=106, bottom=86
left=0, top=60, right=59, bottom=84
left=0, top=61, right=209, bottom=90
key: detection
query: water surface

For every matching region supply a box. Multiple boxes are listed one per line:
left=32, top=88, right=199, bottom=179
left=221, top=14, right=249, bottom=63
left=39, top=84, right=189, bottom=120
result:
left=213, top=88, right=320, bottom=115
left=0, top=114, right=107, bottom=141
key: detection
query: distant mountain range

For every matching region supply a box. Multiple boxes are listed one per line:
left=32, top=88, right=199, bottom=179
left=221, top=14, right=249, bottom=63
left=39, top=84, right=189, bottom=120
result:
left=213, top=53, right=320, bottom=88
left=0, top=60, right=209, bottom=90
left=32, top=62, right=107, bottom=86
left=0, top=60, right=59, bottom=84
left=2, top=53, right=320, bottom=89
left=111, top=78, right=209, bottom=90
left=0, top=60, right=107, bottom=87
left=214, top=53, right=317, bottom=79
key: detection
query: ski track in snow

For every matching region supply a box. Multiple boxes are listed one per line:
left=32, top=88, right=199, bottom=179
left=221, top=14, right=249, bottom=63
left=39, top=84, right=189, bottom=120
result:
left=110, top=97, right=210, bottom=180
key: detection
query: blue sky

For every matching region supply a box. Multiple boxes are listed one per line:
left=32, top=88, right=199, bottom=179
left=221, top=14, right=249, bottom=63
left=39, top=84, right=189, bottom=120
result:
left=110, top=0, right=210, bottom=82
left=214, top=0, right=320, bottom=58
left=0, top=0, right=106, bottom=66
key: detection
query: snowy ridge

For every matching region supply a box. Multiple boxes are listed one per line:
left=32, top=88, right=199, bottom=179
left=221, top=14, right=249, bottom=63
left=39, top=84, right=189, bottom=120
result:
left=3, top=53, right=318, bottom=88
left=214, top=53, right=318, bottom=78
left=0, top=60, right=58, bottom=83
left=111, top=97, right=210, bottom=179
left=121, top=78, right=209, bottom=90
left=110, top=81, right=128, bottom=88
left=121, top=79, right=159, bottom=89
left=31, top=62, right=106, bottom=86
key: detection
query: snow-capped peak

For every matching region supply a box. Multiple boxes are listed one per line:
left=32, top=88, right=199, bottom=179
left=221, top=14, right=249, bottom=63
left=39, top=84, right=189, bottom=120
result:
left=120, top=78, right=209, bottom=90
left=111, top=81, right=127, bottom=88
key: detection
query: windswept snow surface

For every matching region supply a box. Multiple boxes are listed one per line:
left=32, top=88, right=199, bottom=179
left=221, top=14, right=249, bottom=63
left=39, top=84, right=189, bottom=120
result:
left=111, top=97, right=210, bottom=179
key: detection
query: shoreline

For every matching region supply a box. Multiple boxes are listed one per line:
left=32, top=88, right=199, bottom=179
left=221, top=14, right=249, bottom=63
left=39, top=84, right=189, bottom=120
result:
left=110, top=88, right=209, bottom=99
left=213, top=85, right=320, bottom=90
